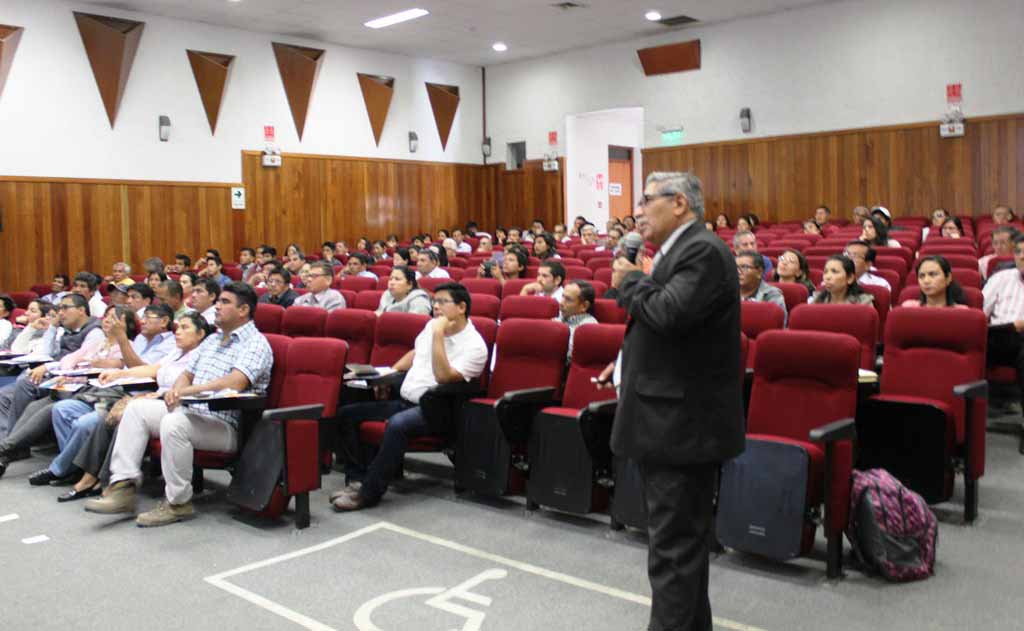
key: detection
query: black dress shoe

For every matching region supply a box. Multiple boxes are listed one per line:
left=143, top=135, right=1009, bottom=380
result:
left=57, top=486, right=101, bottom=503
left=49, top=471, right=82, bottom=487
left=28, top=469, right=59, bottom=486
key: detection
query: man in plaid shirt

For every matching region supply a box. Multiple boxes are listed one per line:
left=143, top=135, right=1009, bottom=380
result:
left=86, top=282, right=273, bottom=527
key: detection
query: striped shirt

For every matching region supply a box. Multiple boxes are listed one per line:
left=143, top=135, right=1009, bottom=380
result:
left=184, top=320, right=273, bottom=425
left=983, top=268, right=1024, bottom=325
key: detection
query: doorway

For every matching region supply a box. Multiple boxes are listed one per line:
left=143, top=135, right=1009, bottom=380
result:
left=608, top=146, right=633, bottom=220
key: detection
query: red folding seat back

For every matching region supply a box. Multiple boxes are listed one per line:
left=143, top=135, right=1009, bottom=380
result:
left=469, top=316, right=498, bottom=391
left=789, top=303, right=878, bottom=369
left=9, top=291, right=38, bottom=309
left=874, top=256, right=908, bottom=277
left=586, top=257, right=614, bottom=271
left=896, top=287, right=983, bottom=310
left=588, top=280, right=608, bottom=297
left=559, top=257, right=585, bottom=267
left=740, top=301, right=786, bottom=368
left=371, top=312, right=430, bottom=366
left=461, top=278, right=502, bottom=297
left=747, top=330, right=860, bottom=552
left=873, top=246, right=914, bottom=268
left=986, top=255, right=1014, bottom=277
left=376, top=276, right=389, bottom=290
left=448, top=258, right=468, bottom=269
left=951, top=269, right=982, bottom=289
left=565, top=266, right=593, bottom=280
left=501, top=278, right=533, bottom=297
left=353, top=290, right=384, bottom=311
left=594, top=268, right=613, bottom=286
left=768, top=282, right=809, bottom=316
left=577, top=250, right=600, bottom=263
left=592, top=299, right=626, bottom=324
left=30, top=284, right=50, bottom=298
left=281, top=305, right=327, bottom=338
left=860, top=284, right=890, bottom=333
left=499, top=295, right=559, bottom=320
left=560, top=324, right=624, bottom=409
left=253, top=302, right=285, bottom=335
left=339, top=276, right=378, bottom=292
left=442, top=267, right=466, bottom=281
left=324, top=309, right=376, bottom=364
left=470, top=294, right=500, bottom=320
left=805, top=255, right=829, bottom=271
left=940, top=254, right=979, bottom=271
left=369, top=265, right=391, bottom=279
left=525, top=266, right=540, bottom=278
left=486, top=319, right=569, bottom=400
left=223, top=267, right=242, bottom=281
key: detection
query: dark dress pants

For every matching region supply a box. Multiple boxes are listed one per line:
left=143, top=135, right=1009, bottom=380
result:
left=987, top=328, right=1024, bottom=405
left=73, top=423, right=117, bottom=486
left=641, top=461, right=717, bottom=631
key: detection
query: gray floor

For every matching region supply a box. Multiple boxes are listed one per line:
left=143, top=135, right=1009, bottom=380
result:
left=1, top=417, right=1023, bottom=631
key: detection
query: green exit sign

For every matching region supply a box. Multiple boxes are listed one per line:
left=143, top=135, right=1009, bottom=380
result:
left=660, top=129, right=684, bottom=145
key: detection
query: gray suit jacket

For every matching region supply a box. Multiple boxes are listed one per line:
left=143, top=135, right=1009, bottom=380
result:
left=611, top=223, right=745, bottom=466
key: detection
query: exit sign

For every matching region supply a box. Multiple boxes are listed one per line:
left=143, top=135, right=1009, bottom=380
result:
left=660, top=129, right=684, bottom=145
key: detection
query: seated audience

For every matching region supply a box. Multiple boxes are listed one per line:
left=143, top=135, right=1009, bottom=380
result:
left=983, top=235, right=1024, bottom=414
left=811, top=255, right=874, bottom=305
left=803, top=220, right=822, bottom=236
left=258, top=267, right=299, bottom=309
left=871, top=206, right=897, bottom=232
left=556, top=280, right=598, bottom=360
left=9, top=301, right=55, bottom=354
left=106, top=283, right=129, bottom=306
left=107, top=262, right=135, bottom=287
left=902, top=256, right=968, bottom=308
left=813, top=205, right=834, bottom=234
left=372, top=240, right=389, bottom=260
left=714, top=213, right=731, bottom=230
left=845, top=240, right=891, bottom=291
left=860, top=216, right=900, bottom=247
left=146, top=271, right=167, bottom=294
left=294, top=262, right=346, bottom=311
left=40, top=274, right=71, bottom=306
left=168, top=253, right=191, bottom=275
left=481, top=248, right=528, bottom=286
left=922, top=208, right=948, bottom=241
left=580, top=224, right=599, bottom=246
left=622, top=215, right=637, bottom=232
left=192, top=249, right=218, bottom=272
left=392, top=247, right=413, bottom=268
left=238, top=247, right=257, bottom=278
left=355, top=237, right=371, bottom=252
left=284, top=251, right=306, bottom=275
left=156, top=280, right=192, bottom=321
left=416, top=250, right=450, bottom=280
left=126, top=282, right=154, bottom=319
left=736, top=251, right=788, bottom=323
left=772, top=249, right=817, bottom=296
left=72, top=272, right=107, bottom=318
left=143, top=257, right=165, bottom=275
left=940, top=217, right=965, bottom=239
left=334, top=241, right=350, bottom=258
left=331, top=283, right=487, bottom=512
left=475, top=236, right=494, bottom=254
left=598, top=227, right=623, bottom=253
left=178, top=272, right=197, bottom=306
left=202, top=256, right=230, bottom=288
left=980, top=226, right=1018, bottom=279
left=992, top=204, right=1015, bottom=225
left=553, top=224, right=569, bottom=243
left=451, top=229, right=473, bottom=254
left=851, top=205, right=871, bottom=225
left=344, top=253, right=378, bottom=280
left=521, top=261, right=565, bottom=302
left=84, top=283, right=272, bottom=526
left=441, top=238, right=459, bottom=262
left=376, top=267, right=431, bottom=316
left=532, top=233, right=560, bottom=260
left=0, top=296, right=14, bottom=346
left=321, top=242, right=342, bottom=268
left=191, top=279, right=220, bottom=325
left=732, top=231, right=774, bottom=280
left=736, top=216, right=753, bottom=232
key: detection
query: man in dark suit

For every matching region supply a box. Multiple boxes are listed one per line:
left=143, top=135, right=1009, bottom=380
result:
left=610, top=171, right=745, bottom=631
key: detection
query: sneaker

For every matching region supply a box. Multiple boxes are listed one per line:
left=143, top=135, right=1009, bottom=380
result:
left=328, top=481, right=362, bottom=503
left=136, top=500, right=194, bottom=527
left=83, top=481, right=137, bottom=514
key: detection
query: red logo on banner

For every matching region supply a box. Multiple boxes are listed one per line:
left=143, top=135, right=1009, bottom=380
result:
left=946, top=83, right=962, bottom=104
left=595, top=173, right=605, bottom=191
left=264, top=125, right=276, bottom=141
left=548, top=131, right=558, bottom=145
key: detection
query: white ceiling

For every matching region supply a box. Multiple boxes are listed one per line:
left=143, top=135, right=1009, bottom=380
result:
left=85, top=0, right=832, bottom=66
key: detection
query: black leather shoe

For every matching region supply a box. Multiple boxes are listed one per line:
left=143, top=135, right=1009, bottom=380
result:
left=57, top=486, right=101, bottom=503
left=49, top=471, right=82, bottom=487
left=28, top=469, right=59, bottom=486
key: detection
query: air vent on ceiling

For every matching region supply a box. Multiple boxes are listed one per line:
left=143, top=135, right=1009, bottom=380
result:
left=658, top=14, right=698, bottom=26
left=551, top=2, right=588, bottom=9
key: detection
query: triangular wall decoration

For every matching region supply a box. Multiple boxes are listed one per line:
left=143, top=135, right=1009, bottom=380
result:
left=0, top=25, right=24, bottom=102
left=357, top=73, right=395, bottom=147
left=187, top=50, right=234, bottom=134
left=425, top=82, right=460, bottom=151
left=271, top=42, right=324, bottom=140
left=73, top=12, right=145, bottom=127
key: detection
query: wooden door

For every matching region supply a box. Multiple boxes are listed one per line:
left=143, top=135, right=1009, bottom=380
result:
left=608, top=154, right=633, bottom=220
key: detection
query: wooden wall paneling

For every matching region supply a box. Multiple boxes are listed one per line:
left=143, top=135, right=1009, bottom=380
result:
left=356, top=73, right=395, bottom=147
left=489, top=159, right=564, bottom=230
left=186, top=50, right=234, bottom=134
left=425, top=83, right=460, bottom=150
left=636, top=39, right=701, bottom=76
left=641, top=113, right=1024, bottom=223
left=0, top=24, right=24, bottom=101
left=73, top=12, right=144, bottom=127
left=271, top=42, right=324, bottom=140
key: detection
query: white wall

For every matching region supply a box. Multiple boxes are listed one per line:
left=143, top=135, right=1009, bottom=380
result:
left=565, top=108, right=643, bottom=228
left=0, top=0, right=484, bottom=182
left=485, top=0, right=1024, bottom=164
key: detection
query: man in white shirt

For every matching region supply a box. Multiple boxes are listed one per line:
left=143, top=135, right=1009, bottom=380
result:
left=294, top=261, right=347, bottom=311
left=845, top=241, right=891, bottom=291
left=452, top=228, right=473, bottom=254
left=72, top=272, right=107, bottom=318
left=520, top=260, right=565, bottom=303
left=980, top=226, right=1019, bottom=280
left=191, top=279, right=220, bottom=325
left=342, top=253, right=378, bottom=281
left=556, top=280, right=598, bottom=361
left=984, top=235, right=1024, bottom=407
left=331, top=282, right=488, bottom=511
left=416, top=250, right=450, bottom=280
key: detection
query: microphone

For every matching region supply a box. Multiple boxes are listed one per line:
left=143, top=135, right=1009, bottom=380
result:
left=622, top=232, right=645, bottom=264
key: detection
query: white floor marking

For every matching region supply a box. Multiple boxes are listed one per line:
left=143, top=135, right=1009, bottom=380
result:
left=205, top=521, right=768, bottom=631
left=0, top=513, right=19, bottom=524
left=21, top=535, right=49, bottom=545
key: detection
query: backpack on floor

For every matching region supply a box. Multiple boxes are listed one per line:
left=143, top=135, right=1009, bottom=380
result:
left=846, top=468, right=938, bottom=582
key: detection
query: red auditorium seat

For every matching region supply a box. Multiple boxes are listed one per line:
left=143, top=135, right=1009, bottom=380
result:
left=594, top=268, right=612, bottom=287
left=563, top=266, right=592, bottom=280
left=454, top=319, right=569, bottom=497
left=559, top=257, right=585, bottom=267
left=470, top=294, right=501, bottom=320
left=768, top=282, right=810, bottom=316
left=354, top=290, right=384, bottom=311
left=324, top=308, right=377, bottom=364
left=441, top=267, right=465, bottom=281
left=8, top=291, right=38, bottom=309
left=371, top=312, right=431, bottom=366
left=789, top=303, right=878, bottom=369
left=499, top=295, right=559, bottom=320
left=281, top=305, right=327, bottom=337
left=223, top=267, right=242, bottom=281
left=253, top=302, right=285, bottom=335
left=593, top=299, right=626, bottom=324
left=940, top=254, right=981, bottom=271
left=860, top=284, right=890, bottom=335
left=376, top=276, right=390, bottom=290
left=585, top=257, right=614, bottom=272
left=857, top=308, right=988, bottom=522
left=986, top=255, right=1014, bottom=278
left=461, top=278, right=502, bottom=297
left=726, top=329, right=860, bottom=578
left=369, top=265, right=391, bottom=279
left=339, top=276, right=378, bottom=292
left=526, top=323, right=626, bottom=515
left=340, top=289, right=357, bottom=307
left=588, top=280, right=608, bottom=297
left=896, top=286, right=983, bottom=310
left=30, top=284, right=50, bottom=298
left=740, top=301, right=786, bottom=368
left=499, top=278, right=533, bottom=297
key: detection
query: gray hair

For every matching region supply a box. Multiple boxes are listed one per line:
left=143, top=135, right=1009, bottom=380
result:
left=645, top=171, right=705, bottom=221
left=143, top=257, right=164, bottom=274
left=114, top=261, right=131, bottom=273
left=732, top=230, right=757, bottom=249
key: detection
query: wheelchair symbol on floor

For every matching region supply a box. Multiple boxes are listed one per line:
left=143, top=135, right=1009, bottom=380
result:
left=353, top=568, right=508, bottom=631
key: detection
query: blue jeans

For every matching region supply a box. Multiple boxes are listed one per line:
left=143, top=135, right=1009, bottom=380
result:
left=335, top=400, right=426, bottom=502
left=50, top=399, right=100, bottom=476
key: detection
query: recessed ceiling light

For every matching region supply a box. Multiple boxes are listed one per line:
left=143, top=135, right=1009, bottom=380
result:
left=227, top=0, right=242, bottom=3
left=645, top=10, right=662, bottom=21
left=492, top=42, right=508, bottom=52
left=364, top=8, right=429, bottom=29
